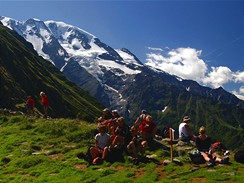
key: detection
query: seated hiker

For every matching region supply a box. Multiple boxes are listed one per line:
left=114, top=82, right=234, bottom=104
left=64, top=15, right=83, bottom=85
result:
left=163, top=124, right=170, bottom=138
left=107, top=109, right=121, bottom=134
left=112, top=109, right=120, bottom=119
left=134, top=109, right=147, bottom=128
left=90, top=125, right=110, bottom=164
left=110, top=117, right=130, bottom=148
left=98, top=108, right=119, bottom=133
left=139, top=115, right=157, bottom=141
left=127, top=125, right=148, bottom=164
left=98, top=108, right=113, bottom=123
left=178, top=116, right=196, bottom=142
left=196, top=126, right=229, bottom=166
left=105, top=117, right=128, bottom=163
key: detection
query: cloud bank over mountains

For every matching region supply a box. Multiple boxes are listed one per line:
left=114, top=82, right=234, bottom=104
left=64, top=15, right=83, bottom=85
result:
left=145, top=47, right=244, bottom=100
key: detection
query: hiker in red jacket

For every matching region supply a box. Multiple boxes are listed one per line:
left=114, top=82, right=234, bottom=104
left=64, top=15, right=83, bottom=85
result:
left=40, top=91, right=49, bottom=118
left=26, top=96, right=35, bottom=116
left=139, top=115, right=157, bottom=141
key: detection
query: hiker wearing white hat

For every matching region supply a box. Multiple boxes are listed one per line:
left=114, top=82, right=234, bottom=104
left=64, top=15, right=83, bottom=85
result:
left=178, top=116, right=195, bottom=142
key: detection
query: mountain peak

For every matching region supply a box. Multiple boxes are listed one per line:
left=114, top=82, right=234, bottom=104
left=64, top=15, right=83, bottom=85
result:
left=116, top=48, right=143, bottom=67
left=45, top=20, right=95, bottom=41
left=120, top=48, right=143, bottom=65
left=0, top=16, right=20, bottom=30
left=26, top=18, right=42, bottom=22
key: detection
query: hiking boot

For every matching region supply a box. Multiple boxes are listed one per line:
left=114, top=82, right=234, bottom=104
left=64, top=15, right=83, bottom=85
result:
left=207, top=162, right=214, bottom=167
left=132, top=158, right=139, bottom=165
left=220, top=157, right=229, bottom=164
left=139, top=155, right=147, bottom=163
left=77, top=153, right=85, bottom=159
left=207, top=157, right=216, bottom=167
left=210, top=157, right=216, bottom=165
left=224, top=151, right=230, bottom=156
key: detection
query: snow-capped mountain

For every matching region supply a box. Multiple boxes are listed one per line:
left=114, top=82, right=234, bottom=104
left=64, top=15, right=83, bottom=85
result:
left=1, top=16, right=243, bottom=121
left=0, top=16, right=144, bottom=112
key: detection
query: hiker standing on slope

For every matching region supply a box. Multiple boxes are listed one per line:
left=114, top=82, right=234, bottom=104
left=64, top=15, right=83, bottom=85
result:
left=40, top=91, right=49, bottom=118
left=26, top=96, right=35, bottom=116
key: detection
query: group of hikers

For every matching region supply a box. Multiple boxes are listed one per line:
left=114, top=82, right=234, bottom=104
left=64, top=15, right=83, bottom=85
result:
left=24, top=93, right=233, bottom=166
left=178, top=116, right=230, bottom=167
left=78, top=109, right=157, bottom=165
left=79, top=108, right=230, bottom=167
left=24, top=95, right=243, bottom=166
left=25, top=91, right=49, bottom=118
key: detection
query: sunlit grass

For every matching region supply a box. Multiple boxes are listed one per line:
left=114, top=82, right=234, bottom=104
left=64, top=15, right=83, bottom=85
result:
left=0, top=114, right=243, bottom=182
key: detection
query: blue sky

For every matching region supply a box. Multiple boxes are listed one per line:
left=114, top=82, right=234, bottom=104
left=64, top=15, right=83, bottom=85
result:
left=1, top=0, right=244, bottom=100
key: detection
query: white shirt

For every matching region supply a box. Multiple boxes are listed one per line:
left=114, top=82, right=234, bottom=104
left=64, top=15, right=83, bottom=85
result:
left=179, top=122, right=188, bottom=138
left=95, top=133, right=110, bottom=149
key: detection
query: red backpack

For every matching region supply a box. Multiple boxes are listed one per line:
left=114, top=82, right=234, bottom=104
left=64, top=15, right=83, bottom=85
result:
left=211, top=141, right=226, bottom=153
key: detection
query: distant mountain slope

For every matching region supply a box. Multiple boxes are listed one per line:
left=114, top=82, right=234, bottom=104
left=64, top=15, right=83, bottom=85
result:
left=123, top=68, right=244, bottom=149
left=0, top=23, right=103, bottom=120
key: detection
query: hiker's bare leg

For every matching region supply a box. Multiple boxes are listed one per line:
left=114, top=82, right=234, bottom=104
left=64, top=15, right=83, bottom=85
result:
left=201, top=152, right=211, bottom=162
left=90, top=147, right=99, bottom=159
left=102, top=146, right=109, bottom=159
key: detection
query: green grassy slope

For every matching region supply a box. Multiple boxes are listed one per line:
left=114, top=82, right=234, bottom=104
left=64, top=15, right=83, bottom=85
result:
left=0, top=114, right=243, bottom=183
left=0, top=24, right=104, bottom=120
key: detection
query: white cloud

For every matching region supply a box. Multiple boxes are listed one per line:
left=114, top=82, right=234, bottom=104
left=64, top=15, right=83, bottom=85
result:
left=231, top=86, right=244, bottom=100
left=240, top=86, right=244, bottom=94
left=145, top=47, right=207, bottom=81
left=202, top=66, right=233, bottom=88
left=147, top=47, right=163, bottom=51
left=145, top=47, right=244, bottom=100
left=233, top=71, right=244, bottom=83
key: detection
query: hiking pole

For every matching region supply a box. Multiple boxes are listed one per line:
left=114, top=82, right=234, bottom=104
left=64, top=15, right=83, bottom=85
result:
left=169, top=128, right=173, bottom=162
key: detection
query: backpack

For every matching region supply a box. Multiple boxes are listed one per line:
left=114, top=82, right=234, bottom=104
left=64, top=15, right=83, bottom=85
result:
left=188, top=151, right=205, bottom=164
left=211, top=141, right=226, bottom=153
left=77, top=145, right=94, bottom=165
left=234, top=150, right=244, bottom=164
left=106, top=146, right=124, bottom=163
